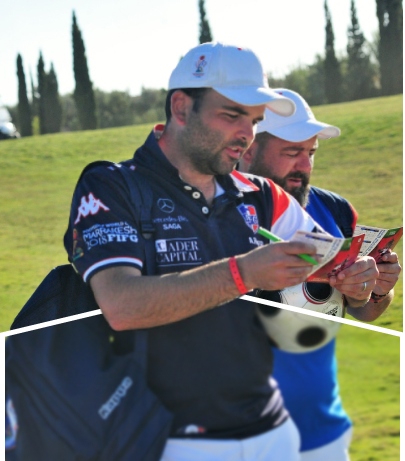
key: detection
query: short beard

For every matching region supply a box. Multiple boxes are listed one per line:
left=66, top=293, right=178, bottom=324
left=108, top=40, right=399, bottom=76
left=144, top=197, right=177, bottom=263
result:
left=248, top=157, right=310, bottom=206
left=272, top=171, right=310, bottom=207
left=180, top=111, right=247, bottom=176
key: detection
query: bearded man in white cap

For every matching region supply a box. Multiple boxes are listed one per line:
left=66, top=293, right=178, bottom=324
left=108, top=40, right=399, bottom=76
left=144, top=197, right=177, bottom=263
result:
left=239, top=88, right=401, bottom=461
left=61, top=43, right=354, bottom=461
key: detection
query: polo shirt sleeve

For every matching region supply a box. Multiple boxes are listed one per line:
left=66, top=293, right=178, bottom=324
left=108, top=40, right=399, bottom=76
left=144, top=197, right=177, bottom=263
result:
left=63, top=164, right=146, bottom=283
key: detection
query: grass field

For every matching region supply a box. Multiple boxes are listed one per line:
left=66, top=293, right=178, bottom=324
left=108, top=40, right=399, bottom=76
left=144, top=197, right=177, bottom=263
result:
left=337, top=326, right=400, bottom=461
left=0, top=94, right=402, bottom=460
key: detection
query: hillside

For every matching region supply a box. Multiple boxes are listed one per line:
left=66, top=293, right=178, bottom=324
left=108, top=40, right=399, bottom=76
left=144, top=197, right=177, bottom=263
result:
left=0, top=94, right=402, bottom=461
left=0, top=94, right=402, bottom=332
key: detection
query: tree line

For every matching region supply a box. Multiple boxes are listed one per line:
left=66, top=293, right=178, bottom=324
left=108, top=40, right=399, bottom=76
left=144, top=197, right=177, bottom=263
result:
left=11, top=0, right=403, bottom=137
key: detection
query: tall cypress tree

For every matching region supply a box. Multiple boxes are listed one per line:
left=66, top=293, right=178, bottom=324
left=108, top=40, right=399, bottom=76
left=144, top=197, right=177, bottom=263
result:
left=45, top=64, right=62, bottom=133
left=30, top=71, right=39, bottom=119
left=37, top=52, right=47, bottom=134
left=323, top=0, right=343, bottom=103
left=376, top=0, right=403, bottom=95
left=198, top=0, right=213, bottom=44
left=346, top=0, right=376, bottom=100
left=16, top=54, right=32, bottom=137
left=36, top=53, right=63, bottom=134
left=72, top=11, right=97, bottom=130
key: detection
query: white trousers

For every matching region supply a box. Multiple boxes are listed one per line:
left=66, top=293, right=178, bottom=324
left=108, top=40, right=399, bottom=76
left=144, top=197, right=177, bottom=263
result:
left=300, top=427, right=353, bottom=461
left=160, top=418, right=300, bottom=461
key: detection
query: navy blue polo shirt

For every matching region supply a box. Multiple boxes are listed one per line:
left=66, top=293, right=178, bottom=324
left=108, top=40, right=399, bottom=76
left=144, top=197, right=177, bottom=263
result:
left=64, top=127, right=320, bottom=439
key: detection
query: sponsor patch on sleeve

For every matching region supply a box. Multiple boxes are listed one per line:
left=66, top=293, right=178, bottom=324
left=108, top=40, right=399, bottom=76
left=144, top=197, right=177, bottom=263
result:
left=81, top=222, right=138, bottom=250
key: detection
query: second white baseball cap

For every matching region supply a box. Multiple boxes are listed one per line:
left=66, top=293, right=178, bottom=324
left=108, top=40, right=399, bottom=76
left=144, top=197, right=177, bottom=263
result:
left=257, top=88, right=341, bottom=141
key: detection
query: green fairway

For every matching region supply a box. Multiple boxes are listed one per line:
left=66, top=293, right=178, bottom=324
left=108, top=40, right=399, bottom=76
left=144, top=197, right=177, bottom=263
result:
left=0, top=94, right=402, bottom=460
left=336, top=326, right=400, bottom=461
left=0, top=123, right=153, bottom=329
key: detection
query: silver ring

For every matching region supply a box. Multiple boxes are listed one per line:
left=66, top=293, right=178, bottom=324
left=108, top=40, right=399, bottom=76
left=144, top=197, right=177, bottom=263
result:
left=362, top=281, right=367, bottom=292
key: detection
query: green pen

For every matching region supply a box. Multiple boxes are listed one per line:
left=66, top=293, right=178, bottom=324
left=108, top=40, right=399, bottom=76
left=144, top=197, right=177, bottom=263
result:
left=257, top=227, right=318, bottom=266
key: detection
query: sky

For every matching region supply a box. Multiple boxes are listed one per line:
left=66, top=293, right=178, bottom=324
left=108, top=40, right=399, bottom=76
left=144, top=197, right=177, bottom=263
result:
left=0, top=0, right=380, bottom=108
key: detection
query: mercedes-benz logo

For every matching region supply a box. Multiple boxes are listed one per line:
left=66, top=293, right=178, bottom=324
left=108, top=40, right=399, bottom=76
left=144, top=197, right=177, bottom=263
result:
left=157, top=198, right=175, bottom=213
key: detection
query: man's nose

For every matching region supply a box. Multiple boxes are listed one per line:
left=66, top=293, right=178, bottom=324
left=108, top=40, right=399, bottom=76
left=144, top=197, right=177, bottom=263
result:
left=295, top=154, right=312, bottom=173
left=237, top=119, right=255, bottom=145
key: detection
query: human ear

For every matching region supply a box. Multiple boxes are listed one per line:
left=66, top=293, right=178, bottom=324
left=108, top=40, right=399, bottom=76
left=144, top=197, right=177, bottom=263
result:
left=170, top=90, right=193, bottom=126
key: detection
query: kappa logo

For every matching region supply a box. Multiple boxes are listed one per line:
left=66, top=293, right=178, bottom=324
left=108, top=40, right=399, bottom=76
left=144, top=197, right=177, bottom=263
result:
left=237, top=204, right=259, bottom=233
left=74, top=193, right=110, bottom=224
left=158, top=198, right=175, bottom=213
left=98, top=377, right=133, bottom=420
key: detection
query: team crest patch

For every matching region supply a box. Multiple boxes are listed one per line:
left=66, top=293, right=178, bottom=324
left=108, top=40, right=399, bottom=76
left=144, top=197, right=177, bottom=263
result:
left=237, top=204, right=259, bottom=233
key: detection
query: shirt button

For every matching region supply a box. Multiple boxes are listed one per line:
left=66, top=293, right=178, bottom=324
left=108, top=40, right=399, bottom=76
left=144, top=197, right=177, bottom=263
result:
left=192, top=191, right=201, bottom=199
left=184, top=185, right=192, bottom=191
left=202, top=206, right=209, bottom=214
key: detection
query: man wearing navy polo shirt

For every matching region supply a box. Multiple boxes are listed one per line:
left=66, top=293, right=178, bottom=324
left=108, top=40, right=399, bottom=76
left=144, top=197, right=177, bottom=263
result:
left=64, top=44, right=379, bottom=461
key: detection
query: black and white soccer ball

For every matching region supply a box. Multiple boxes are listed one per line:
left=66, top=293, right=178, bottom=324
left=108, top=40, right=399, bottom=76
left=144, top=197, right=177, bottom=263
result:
left=256, top=282, right=344, bottom=353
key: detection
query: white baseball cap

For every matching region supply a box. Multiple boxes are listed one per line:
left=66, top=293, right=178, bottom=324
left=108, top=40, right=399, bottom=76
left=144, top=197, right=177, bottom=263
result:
left=257, top=88, right=341, bottom=141
left=168, top=42, right=296, bottom=117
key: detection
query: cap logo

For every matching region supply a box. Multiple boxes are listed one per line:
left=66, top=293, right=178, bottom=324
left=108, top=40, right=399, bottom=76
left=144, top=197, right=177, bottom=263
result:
left=193, top=54, right=208, bottom=78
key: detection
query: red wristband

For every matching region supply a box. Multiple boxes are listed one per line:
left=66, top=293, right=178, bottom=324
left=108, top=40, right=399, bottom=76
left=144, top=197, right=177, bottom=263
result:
left=229, top=256, right=248, bottom=295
